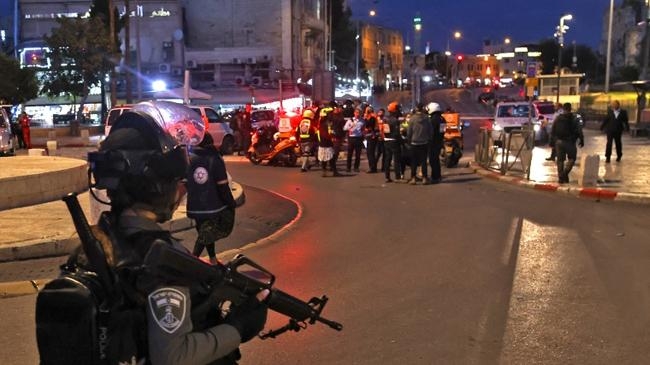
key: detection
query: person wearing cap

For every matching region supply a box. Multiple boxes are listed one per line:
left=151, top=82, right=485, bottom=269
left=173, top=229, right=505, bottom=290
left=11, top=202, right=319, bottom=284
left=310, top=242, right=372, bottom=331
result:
left=550, top=102, right=584, bottom=184
left=363, top=106, right=379, bottom=173
left=317, top=104, right=342, bottom=176
left=84, top=101, right=268, bottom=364
left=186, top=132, right=236, bottom=265
left=383, top=102, right=404, bottom=183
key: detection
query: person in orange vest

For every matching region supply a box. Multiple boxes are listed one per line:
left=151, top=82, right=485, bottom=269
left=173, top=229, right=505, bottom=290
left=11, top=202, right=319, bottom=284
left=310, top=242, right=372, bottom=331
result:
left=18, top=112, right=31, bottom=149
left=296, top=109, right=318, bottom=172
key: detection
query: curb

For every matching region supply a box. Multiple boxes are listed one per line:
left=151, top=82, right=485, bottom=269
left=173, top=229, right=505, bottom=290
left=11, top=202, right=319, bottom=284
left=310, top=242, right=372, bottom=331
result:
left=471, top=164, right=650, bottom=204
left=0, top=182, right=245, bottom=263
left=0, top=184, right=294, bottom=299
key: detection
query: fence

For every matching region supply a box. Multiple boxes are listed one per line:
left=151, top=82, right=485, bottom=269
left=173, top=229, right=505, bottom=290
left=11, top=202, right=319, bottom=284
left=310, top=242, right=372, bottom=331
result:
left=475, top=127, right=535, bottom=179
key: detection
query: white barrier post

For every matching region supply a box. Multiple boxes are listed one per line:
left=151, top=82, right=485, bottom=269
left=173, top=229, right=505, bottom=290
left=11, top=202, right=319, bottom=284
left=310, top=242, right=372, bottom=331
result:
left=578, top=154, right=600, bottom=187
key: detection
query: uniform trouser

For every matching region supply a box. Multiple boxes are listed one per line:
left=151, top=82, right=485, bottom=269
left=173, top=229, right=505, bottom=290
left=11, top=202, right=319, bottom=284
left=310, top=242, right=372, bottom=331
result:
left=384, top=140, right=402, bottom=179
left=331, top=139, right=342, bottom=172
left=605, top=131, right=623, bottom=159
left=555, top=139, right=577, bottom=181
left=366, top=138, right=378, bottom=171
left=410, top=144, right=428, bottom=179
left=376, top=140, right=385, bottom=170
left=192, top=207, right=235, bottom=258
left=428, top=142, right=442, bottom=180
left=347, top=136, right=364, bottom=170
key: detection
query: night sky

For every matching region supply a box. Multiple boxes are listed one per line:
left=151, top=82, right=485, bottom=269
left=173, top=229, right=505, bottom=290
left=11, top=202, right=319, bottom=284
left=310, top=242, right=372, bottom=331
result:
left=347, top=0, right=613, bottom=54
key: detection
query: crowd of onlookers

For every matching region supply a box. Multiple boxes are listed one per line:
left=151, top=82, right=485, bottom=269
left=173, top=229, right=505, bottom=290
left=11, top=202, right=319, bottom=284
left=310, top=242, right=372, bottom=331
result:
left=291, top=99, right=449, bottom=185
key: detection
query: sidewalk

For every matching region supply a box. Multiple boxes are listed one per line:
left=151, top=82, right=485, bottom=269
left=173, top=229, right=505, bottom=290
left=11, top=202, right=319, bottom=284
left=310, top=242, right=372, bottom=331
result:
left=0, top=131, right=246, bottom=262
left=473, top=127, right=650, bottom=204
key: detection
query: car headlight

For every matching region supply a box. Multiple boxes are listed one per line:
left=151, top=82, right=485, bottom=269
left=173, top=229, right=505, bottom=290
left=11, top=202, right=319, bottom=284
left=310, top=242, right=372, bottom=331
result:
left=493, top=124, right=503, bottom=131
left=533, top=124, right=541, bottom=132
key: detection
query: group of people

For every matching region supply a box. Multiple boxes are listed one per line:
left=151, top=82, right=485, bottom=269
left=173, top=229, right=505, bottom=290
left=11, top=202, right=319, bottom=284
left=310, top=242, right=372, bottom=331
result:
left=546, top=99, right=630, bottom=184
left=293, top=100, right=448, bottom=185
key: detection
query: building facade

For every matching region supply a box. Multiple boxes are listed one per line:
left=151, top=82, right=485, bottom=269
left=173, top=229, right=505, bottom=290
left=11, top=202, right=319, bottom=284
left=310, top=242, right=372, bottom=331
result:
left=359, top=22, right=404, bottom=90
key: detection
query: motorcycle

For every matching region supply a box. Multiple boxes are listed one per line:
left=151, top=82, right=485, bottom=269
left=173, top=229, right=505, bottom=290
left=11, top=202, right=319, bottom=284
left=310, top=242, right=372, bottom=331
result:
left=247, top=124, right=299, bottom=166
left=440, top=112, right=469, bottom=168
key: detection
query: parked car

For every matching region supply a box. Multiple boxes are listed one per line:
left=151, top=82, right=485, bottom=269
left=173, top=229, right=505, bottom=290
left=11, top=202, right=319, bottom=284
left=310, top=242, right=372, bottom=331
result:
left=103, top=103, right=236, bottom=154
left=250, top=109, right=277, bottom=129
left=188, top=105, right=236, bottom=154
left=0, top=107, right=15, bottom=156
left=104, top=104, right=133, bottom=136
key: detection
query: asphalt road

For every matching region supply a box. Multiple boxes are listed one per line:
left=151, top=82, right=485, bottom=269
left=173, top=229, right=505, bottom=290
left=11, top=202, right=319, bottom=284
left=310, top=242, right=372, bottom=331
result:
left=4, top=88, right=650, bottom=364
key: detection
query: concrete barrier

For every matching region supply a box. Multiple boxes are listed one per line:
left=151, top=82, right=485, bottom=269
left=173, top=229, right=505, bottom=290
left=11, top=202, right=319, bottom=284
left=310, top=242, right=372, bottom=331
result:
left=80, top=129, right=90, bottom=145
left=46, top=141, right=58, bottom=155
left=28, top=148, right=46, bottom=156
left=578, top=154, right=600, bottom=187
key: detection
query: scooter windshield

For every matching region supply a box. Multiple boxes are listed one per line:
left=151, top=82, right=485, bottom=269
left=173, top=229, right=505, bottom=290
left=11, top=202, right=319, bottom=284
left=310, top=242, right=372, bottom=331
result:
left=132, top=100, right=205, bottom=146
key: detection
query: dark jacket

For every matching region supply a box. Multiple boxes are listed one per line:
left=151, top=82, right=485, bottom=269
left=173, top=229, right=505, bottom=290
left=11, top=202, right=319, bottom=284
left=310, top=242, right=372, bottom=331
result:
left=429, top=112, right=446, bottom=146
left=384, top=113, right=402, bottom=141
left=407, top=111, right=433, bottom=145
left=186, top=146, right=230, bottom=219
left=551, top=112, right=584, bottom=145
left=601, top=108, right=630, bottom=134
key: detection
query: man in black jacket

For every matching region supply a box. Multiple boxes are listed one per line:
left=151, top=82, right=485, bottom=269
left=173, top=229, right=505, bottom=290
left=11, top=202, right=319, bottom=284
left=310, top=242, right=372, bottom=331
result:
left=426, top=102, right=446, bottom=184
left=551, top=103, right=584, bottom=184
left=382, top=102, right=404, bottom=183
left=600, top=100, right=630, bottom=163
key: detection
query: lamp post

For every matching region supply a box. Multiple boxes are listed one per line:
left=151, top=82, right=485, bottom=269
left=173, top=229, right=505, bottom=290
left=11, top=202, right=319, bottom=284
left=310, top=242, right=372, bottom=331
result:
left=555, top=14, right=572, bottom=104
left=605, top=0, right=614, bottom=93
left=355, top=20, right=360, bottom=96
left=445, top=31, right=461, bottom=83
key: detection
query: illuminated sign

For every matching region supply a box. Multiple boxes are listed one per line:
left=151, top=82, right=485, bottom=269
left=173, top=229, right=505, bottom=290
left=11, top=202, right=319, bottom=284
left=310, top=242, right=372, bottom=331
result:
left=19, top=47, right=50, bottom=68
left=151, top=8, right=172, bottom=18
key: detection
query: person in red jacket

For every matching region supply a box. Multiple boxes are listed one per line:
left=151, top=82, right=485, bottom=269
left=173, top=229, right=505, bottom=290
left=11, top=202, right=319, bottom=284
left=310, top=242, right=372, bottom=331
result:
left=18, top=112, right=31, bottom=149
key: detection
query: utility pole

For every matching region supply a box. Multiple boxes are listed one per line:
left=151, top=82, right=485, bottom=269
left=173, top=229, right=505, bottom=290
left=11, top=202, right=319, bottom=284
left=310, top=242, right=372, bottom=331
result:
left=641, top=0, right=650, bottom=80
left=124, top=0, right=132, bottom=103
left=108, top=0, right=117, bottom=106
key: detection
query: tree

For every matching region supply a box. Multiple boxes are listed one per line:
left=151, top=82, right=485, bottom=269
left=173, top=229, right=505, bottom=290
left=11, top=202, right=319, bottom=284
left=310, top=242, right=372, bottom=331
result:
left=0, top=53, right=39, bottom=105
left=537, top=38, right=602, bottom=81
left=41, top=16, right=112, bottom=131
left=330, top=0, right=360, bottom=78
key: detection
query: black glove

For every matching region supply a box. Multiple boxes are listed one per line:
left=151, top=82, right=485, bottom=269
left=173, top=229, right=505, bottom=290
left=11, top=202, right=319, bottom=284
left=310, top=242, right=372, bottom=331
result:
left=579, top=140, right=584, bottom=148
left=225, top=296, right=268, bottom=343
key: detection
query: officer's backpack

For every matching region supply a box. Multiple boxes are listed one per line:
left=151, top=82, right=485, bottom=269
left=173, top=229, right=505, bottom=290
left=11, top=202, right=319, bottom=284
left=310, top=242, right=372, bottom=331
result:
left=35, top=226, right=147, bottom=365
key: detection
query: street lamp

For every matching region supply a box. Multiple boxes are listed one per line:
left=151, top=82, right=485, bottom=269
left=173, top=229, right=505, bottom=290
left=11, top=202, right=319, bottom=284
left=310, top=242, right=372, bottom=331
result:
left=555, top=14, right=572, bottom=103
left=641, top=0, right=650, bottom=79
left=445, top=31, right=461, bottom=82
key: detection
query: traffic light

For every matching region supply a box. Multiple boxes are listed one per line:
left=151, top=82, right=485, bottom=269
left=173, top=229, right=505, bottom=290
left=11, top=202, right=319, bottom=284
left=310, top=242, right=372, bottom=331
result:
left=456, top=55, right=464, bottom=63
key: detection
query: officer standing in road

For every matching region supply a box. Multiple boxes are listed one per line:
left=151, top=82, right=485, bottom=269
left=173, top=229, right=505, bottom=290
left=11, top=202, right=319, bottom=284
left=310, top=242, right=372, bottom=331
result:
left=187, top=132, right=236, bottom=265
left=426, top=102, right=446, bottom=184
left=87, top=101, right=268, bottom=364
left=550, top=102, right=584, bottom=184
left=406, top=103, right=433, bottom=185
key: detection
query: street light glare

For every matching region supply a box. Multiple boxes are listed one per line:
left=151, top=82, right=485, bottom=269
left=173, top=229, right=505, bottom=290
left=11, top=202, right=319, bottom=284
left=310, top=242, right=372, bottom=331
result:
left=369, top=10, right=376, bottom=16
left=562, top=14, right=573, bottom=21
left=454, top=31, right=462, bottom=39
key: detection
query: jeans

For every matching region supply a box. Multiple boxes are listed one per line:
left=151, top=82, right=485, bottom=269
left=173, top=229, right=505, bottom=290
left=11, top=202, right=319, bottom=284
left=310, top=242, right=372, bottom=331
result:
left=347, top=136, right=364, bottom=170
left=366, top=138, right=378, bottom=172
left=383, top=140, right=402, bottom=180
left=410, top=144, right=428, bottom=179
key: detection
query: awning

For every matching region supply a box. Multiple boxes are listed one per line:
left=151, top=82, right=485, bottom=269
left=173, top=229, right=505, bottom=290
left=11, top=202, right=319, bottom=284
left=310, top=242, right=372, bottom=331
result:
left=153, top=87, right=212, bottom=100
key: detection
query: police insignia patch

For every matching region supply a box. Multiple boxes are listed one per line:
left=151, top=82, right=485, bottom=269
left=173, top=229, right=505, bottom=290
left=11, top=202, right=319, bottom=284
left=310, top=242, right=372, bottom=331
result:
left=148, top=288, right=186, bottom=334
left=193, top=166, right=209, bottom=185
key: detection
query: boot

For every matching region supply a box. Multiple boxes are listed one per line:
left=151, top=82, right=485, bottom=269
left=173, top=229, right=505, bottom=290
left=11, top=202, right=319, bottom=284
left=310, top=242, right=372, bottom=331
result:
left=557, top=161, right=566, bottom=183
left=563, top=160, right=575, bottom=183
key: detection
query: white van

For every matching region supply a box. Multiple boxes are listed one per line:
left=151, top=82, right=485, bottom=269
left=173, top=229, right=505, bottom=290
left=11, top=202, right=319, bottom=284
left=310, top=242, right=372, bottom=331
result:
left=492, top=101, right=545, bottom=143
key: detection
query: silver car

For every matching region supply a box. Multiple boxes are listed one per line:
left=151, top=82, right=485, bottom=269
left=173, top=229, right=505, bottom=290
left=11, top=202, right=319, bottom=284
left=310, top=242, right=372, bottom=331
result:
left=0, top=107, right=15, bottom=156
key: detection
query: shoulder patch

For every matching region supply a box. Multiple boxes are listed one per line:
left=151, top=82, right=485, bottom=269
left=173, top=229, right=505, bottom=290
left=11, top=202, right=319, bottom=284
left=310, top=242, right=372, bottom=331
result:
left=192, top=166, right=209, bottom=185
left=148, top=288, right=186, bottom=334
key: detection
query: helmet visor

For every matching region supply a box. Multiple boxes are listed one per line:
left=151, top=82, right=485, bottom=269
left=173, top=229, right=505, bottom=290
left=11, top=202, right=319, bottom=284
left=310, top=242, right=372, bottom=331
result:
left=132, top=100, right=205, bottom=146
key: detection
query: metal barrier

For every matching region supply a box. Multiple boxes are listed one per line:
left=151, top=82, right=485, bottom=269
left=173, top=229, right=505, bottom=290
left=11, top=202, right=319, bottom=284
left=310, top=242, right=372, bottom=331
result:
left=475, top=127, right=534, bottom=179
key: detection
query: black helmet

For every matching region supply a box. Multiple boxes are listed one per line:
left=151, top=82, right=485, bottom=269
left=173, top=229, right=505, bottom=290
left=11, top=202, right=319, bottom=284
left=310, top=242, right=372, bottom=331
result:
left=89, top=101, right=204, bottom=221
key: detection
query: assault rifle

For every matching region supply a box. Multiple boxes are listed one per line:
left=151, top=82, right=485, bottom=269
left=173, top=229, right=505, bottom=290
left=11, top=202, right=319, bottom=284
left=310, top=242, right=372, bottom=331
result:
left=143, top=241, right=343, bottom=339
left=63, top=192, right=342, bottom=340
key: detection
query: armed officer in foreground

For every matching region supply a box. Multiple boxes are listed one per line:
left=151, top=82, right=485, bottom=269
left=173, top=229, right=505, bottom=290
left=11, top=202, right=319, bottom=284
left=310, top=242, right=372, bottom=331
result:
left=36, top=101, right=341, bottom=365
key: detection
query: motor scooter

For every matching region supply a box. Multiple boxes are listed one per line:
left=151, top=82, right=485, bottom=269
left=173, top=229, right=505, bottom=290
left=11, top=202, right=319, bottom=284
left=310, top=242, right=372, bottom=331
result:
left=247, top=124, right=299, bottom=166
left=440, top=112, right=469, bottom=168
